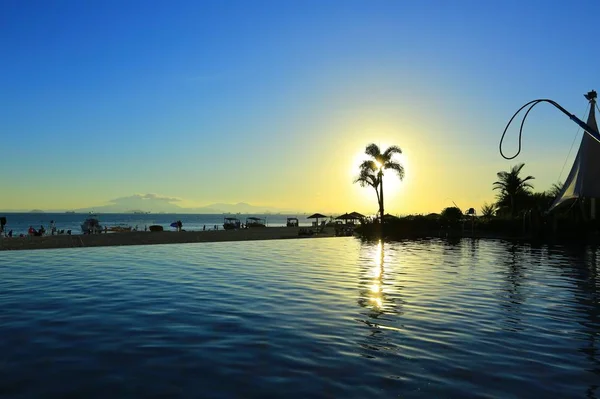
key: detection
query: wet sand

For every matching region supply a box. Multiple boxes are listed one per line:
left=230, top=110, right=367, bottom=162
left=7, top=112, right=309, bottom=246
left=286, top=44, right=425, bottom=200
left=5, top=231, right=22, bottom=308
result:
left=0, top=227, right=337, bottom=251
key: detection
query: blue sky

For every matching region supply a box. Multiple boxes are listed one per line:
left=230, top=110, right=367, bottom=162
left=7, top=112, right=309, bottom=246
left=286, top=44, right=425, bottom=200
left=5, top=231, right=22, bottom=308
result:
left=2, top=0, right=600, bottom=213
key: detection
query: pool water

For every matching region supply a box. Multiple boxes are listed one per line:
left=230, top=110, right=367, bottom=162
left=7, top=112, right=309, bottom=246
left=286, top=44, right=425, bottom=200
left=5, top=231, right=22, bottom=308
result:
left=1, top=238, right=599, bottom=398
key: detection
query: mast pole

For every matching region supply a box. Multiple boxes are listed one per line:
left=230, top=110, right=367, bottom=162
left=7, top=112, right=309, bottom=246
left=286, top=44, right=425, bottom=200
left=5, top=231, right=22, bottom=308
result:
left=587, top=91, right=597, bottom=220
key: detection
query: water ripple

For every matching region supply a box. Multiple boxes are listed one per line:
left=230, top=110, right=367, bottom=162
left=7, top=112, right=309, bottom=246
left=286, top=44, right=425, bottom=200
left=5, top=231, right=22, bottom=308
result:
left=1, top=238, right=599, bottom=397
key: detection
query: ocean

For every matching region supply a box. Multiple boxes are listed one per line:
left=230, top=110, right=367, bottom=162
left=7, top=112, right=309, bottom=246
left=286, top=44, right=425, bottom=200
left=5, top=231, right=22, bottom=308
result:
left=0, top=212, right=315, bottom=236
left=1, top=237, right=599, bottom=397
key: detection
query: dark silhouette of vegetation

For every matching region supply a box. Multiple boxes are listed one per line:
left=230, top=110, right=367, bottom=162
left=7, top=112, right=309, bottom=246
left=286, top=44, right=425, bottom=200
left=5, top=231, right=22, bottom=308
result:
left=354, top=162, right=592, bottom=243
left=441, top=206, right=463, bottom=222
left=480, top=202, right=497, bottom=219
left=548, top=182, right=564, bottom=199
left=493, top=163, right=534, bottom=218
left=355, top=143, right=404, bottom=224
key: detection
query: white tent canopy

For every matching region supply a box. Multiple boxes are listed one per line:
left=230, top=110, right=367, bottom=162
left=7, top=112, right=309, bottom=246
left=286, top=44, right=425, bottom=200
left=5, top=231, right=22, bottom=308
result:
left=549, top=93, right=600, bottom=211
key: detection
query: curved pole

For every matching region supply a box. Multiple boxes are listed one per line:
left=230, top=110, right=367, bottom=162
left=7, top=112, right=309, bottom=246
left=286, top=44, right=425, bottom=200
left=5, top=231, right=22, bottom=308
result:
left=544, top=99, right=600, bottom=143
left=501, top=93, right=600, bottom=160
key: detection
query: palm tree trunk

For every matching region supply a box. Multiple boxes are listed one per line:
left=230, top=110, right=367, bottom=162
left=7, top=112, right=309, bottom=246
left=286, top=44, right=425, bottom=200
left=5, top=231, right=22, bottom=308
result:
left=510, top=195, right=515, bottom=218
left=379, top=170, right=384, bottom=224
left=373, top=187, right=380, bottom=210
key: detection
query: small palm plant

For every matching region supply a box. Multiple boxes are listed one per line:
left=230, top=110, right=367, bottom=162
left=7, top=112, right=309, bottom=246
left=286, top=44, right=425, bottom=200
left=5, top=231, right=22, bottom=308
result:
left=480, top=202, right=497, bottom=219
left=547, top=182, right=563, bottom=199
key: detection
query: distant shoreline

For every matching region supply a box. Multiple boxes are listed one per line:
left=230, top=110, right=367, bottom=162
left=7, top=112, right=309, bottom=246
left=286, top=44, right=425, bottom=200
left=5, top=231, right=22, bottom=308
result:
left=0, top=227, right=336, bottom=252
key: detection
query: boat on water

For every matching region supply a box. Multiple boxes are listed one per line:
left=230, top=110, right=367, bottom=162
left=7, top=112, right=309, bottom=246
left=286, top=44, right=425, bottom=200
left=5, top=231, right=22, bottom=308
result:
left=246, top=217, right=266, bottom=228
left=81, top=216, right=102, bottom=234
left=223, top=217, right=241, bottom=230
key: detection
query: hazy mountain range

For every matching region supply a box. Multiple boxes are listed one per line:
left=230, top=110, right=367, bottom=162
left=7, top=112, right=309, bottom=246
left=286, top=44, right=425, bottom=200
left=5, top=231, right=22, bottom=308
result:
left=2, top=194, right=302, bottom=214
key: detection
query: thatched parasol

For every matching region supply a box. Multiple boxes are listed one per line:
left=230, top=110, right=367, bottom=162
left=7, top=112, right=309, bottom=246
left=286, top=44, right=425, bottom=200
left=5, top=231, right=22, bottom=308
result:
left=307, top=213, right=328, bottom=226
left=349, top=211, right=365, bottom=219
left=383, top=213, right=400, bottom=221
left=335, top=213, right=351, bottom=223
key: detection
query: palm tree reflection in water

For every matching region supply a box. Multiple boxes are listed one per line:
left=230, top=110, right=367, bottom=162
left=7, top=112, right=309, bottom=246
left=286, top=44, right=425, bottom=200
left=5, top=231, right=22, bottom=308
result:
left=498, top=243, right=528, bottom=332
left=358, top=240, right=386, bottom=319
left=356, top=241, right=405, bottom=359
left=357, top=241, right=404, bottom=319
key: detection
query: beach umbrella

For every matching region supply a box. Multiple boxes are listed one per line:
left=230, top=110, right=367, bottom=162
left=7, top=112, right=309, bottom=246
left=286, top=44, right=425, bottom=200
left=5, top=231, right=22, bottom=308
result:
left=383, top=213, right=400, bottom=221
left=335, top=213, right=351, bottom=223
left=349, top=211, right=365, bottom=219
left=307, top=213, right=328, bottom=226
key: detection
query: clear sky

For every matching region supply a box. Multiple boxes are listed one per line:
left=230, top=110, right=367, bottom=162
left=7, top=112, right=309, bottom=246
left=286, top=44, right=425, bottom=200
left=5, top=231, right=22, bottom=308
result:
left=2, top=0, right=600, bottom=214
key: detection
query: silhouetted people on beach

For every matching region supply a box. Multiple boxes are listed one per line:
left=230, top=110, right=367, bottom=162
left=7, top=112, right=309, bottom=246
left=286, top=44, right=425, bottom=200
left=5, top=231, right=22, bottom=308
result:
left=28, top=226, right=43, bottom=236
left=177, top=220, right=182, bottom=232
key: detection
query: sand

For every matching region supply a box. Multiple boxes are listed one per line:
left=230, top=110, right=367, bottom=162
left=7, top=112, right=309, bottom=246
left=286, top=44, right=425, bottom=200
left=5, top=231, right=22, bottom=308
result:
left=0, top=227, right=337, bottom=252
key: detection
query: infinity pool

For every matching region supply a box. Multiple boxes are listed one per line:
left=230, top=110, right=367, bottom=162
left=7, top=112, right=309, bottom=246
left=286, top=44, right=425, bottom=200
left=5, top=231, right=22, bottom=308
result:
left=1, top=238, right=598, bottom=397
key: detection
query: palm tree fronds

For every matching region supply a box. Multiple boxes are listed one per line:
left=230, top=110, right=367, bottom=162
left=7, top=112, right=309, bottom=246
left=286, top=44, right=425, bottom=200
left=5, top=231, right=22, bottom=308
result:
left=382, top=145, right=402, bottom=159
left=493, top=163, right=536, bottom=218
left=359, top=160, right=378, bottom=172
left=384, top=161, right=405, bottom=180
left=364, top=143, right=382, bottom=160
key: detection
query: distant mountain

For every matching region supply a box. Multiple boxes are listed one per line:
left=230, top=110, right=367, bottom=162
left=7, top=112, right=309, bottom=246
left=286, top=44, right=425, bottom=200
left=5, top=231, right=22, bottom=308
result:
left=70, top=195, right=299, bottom=214
left=0, top=194, right=303, bottom=214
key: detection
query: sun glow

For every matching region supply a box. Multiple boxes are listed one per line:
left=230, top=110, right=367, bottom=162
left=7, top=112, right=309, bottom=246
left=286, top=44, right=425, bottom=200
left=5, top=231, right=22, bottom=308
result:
left=351, top=147, right=408, bottom=208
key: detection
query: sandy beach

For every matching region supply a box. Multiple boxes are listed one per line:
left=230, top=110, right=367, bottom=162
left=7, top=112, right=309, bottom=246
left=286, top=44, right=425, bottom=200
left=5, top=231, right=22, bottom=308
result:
left=0, top=227, right=337, bottom=251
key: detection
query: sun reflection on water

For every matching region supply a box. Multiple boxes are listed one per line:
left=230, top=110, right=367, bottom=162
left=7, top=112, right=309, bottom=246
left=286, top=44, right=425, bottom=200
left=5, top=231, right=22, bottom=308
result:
left=358, top=240, right=386, bottom=312
left=370, top=241, right=384, bottom=309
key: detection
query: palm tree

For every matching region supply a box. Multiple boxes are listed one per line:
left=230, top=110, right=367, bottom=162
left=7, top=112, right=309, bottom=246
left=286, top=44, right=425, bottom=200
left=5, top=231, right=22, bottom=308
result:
left=355, top=143, right=405, bottom=223
left=480, top=202, right=497, bottom=219
left=493, top=163, right=535, bottom=218
left=547, top=182, right=563, bottom=199
left=354, top=165, right=380, bottom=211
